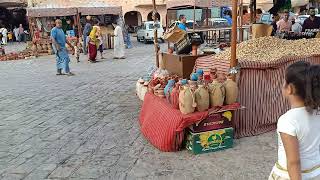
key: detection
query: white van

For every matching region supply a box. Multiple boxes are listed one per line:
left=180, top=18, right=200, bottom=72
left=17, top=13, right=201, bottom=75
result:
left=137, top=21, right=164, bottom=43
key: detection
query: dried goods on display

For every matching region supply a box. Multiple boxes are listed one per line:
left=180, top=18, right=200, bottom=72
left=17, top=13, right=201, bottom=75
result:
left=179, top=86, right=197, bottom=115
left=224, top=76, right=239, bottom=105
left=164, top=79, right=176, bottom=97
left=170, top=83, right=180, bottom=109
left=194, top=85, right=210, bottom=112
left=0, top=51, right=36, bottom=61
left=136, top=67, right=239, bottom=114
left=140, top=82, right=149, bottom=101
left=136, top=78, right=145, bottom=101
left=214, top=37, right=320, bottom=62
left=209, top=79, right=226, bottom=107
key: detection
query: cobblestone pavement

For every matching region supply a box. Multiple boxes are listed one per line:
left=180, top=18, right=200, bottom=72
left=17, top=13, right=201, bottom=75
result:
left=0, top=39, right=277, bottom=180
left=3, top=42, right=27, bottom=54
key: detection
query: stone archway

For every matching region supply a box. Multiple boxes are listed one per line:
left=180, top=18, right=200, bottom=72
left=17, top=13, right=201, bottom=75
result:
left=147, top=11, right=160, bottom=22
left=124, top=11, right=142, bottom=32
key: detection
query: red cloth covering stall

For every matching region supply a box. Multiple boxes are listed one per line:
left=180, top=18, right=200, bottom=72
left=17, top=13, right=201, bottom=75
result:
left=139, top=93, right=240, bottom=152
left=193, top=54, right=320, bottom=138
left=140, top=93, right=208, bottom=152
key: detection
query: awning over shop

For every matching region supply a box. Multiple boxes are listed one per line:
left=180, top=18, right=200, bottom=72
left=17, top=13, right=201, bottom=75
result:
left=77, top=1, right=121, bottom=15
left=167, top=0, right=212, bottom=10
left=211, top=0, right=273, bottom=11
left=27, top=0, right=122, bottom=17
left=27, top=7, right=77, bottom=17
left=0, top=0, right=26, bottom=7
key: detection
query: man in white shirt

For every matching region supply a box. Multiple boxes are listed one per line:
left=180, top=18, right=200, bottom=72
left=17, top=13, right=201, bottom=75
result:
left=291, top=18, right=302, bottom=33
left=0, top=27, right=8, bottom=45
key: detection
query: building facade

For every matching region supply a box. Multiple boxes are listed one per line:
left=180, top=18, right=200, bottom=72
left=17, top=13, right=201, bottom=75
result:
left=29, top=0, right=167, bottom=26
left=105, top=0, right=167, bottom=26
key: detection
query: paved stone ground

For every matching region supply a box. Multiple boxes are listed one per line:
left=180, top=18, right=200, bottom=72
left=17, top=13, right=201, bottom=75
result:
left=0, top=39, right=277, bottom=180
left=3, top=42, right=27, bottom=54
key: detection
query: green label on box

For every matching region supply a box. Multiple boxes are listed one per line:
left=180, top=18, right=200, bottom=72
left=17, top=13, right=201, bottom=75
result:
left=186, top=128, right=234, bottom=154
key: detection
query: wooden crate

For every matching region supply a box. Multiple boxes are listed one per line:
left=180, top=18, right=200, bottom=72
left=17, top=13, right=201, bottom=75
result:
left=162, top=52, right=205, bottom=79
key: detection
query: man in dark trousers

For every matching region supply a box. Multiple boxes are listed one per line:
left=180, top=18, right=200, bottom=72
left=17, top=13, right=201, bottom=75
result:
left=83, top=16, right=93, bottom=55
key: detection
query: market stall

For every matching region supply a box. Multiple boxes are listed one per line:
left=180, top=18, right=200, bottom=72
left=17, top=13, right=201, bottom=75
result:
left=136, top=0, right=245, bottom=155
left=162, top=0, right=213, bottom=79
left=77, top=2, right=122, bottom=49
left=193, top=37, right=320, bottom=138
left=27, top=5, right=79, bottom=56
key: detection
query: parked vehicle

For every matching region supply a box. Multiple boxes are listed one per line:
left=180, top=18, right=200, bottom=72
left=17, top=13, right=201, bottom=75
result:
left=260, top=12, right=296, bottom=24
left=297, top=14, right=320, bottom=25
left=204, top=18, right=230, bottom=28
left=137, top=21, right=164, bottom=43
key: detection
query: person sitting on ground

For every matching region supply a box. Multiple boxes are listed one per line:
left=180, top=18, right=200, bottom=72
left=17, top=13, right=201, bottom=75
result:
left=269, top=61, right=320, bottom=180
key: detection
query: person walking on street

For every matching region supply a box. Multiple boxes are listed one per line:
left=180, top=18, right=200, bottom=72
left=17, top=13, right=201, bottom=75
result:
left=8, top=31, right=13, bottom=42
left=51, top=19, right=74, bottom=76
left=13, top=26, right=19, bottom=42
left=124, top=24, right=132, bottom=49
left=83, top=16, right=92, bottom=55
left=112, top=20, right=125, bottom=59
left=94, top=21, right=104, bottom=59
left=87, top=26, right=99, bottom=62
left=18, top=24, right=26, bottom=43
left=0, top=27, right=8, bottom=45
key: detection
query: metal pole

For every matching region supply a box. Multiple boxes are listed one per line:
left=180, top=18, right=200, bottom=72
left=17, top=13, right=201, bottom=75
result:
left=193, top=1, right=196, bottom=31
left=239, top=0, right=244, bottom=42
left=152, top=0, right=160, bottom=68
left=231, top=0, right=239, bottom=80
left=206, top=8, right=209, bottom=26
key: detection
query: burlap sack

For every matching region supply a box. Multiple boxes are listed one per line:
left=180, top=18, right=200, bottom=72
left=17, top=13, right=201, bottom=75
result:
left=195, top=85, right=210, bottom=112
left=179, top=86, right=197, bottom=114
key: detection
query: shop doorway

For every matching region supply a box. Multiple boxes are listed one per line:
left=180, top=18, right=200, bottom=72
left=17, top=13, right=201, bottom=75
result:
left=147, top=11, right=160, bottom=22
left=124, top=11, right=142, bottom=33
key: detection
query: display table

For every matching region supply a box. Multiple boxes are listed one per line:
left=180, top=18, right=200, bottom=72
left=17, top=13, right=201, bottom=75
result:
left=162, top=52, right=206, bottom=78
left=194, top=54, right=320, bottom=138
left=139, top=93, right=241, bottom=152
left=140, top=93, right=208, bottom=152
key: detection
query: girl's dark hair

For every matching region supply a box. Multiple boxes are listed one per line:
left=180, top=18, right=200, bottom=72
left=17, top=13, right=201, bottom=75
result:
left=285, top=61, right=320, bottom=112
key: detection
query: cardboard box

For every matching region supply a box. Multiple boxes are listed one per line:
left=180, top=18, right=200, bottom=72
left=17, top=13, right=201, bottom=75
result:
left=162, top=52, right=205, bottom=78
left=189, top=111, right=233, bottom=133
left=186, top=128, right=233, bottom=155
